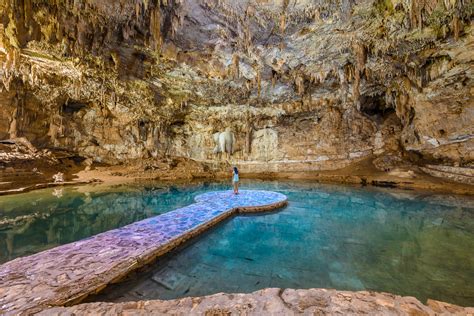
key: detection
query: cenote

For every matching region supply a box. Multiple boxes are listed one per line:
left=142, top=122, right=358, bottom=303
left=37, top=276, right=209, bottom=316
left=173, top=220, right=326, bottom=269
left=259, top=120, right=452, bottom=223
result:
left=1, top=181, right=474, bottom=307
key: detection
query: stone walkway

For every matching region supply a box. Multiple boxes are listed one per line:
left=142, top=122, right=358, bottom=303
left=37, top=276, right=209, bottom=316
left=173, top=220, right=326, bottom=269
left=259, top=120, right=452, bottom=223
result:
left=0, top=190, right=287, bottom=315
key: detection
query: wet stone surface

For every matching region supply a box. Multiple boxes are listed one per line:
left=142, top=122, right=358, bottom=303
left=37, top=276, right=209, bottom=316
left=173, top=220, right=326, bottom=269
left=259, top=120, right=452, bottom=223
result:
left=0, top=190, right=287, bottom=315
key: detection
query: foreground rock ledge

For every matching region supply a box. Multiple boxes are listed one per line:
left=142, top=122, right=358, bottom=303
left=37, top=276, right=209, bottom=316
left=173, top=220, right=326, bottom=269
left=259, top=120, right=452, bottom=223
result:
left=41, top=288, right=473, bottom=315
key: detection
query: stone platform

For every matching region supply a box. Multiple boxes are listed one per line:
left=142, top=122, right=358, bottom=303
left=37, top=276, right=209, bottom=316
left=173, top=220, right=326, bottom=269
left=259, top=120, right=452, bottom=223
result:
left=0, top=190, right=287, bottom=315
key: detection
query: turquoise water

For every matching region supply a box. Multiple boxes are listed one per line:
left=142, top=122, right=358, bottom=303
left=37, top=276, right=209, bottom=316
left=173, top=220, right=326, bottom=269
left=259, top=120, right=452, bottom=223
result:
left=0, top=182, right=226, bottom=264
left=1, top=181, right=474, bottom=306
left=92, top=181, right=474, bottom=307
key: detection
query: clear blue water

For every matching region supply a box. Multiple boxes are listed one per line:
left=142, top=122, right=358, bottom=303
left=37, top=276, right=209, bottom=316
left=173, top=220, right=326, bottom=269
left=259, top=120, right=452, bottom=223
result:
left=0, top=182, right=225, bottom=264
left=1, top=181, right=474, bottom=306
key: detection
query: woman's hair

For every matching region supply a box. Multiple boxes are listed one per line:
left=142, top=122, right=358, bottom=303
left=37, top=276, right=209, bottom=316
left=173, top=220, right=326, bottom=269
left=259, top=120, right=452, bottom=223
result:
left=233, top=166, right=238, bottom=174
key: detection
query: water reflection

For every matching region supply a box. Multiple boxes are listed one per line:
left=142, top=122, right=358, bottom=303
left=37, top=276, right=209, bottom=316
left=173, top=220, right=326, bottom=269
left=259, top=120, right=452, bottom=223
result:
left=52, top=188, right=64, bottom=198
left=91, top=181, right=474, bottom=307
left=0, top=182, right=225, bottom=264
left=2, top=181, right=474, bottom=306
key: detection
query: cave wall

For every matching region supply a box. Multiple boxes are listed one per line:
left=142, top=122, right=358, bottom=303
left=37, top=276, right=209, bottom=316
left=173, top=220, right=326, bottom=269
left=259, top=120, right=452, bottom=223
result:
left=0, top=0, right=472, bottom=169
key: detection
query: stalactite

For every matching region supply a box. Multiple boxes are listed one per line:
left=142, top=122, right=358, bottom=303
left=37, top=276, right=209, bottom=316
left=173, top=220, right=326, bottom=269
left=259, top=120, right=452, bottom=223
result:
left=279, top=41, right=285, bottom=51
left=232, top=54, right=240, bottom=79
left=2, top=74, right=12, bottom=91
left=0, top=24, right=5, bottom=52
left=407, top=0, right=443, bottom=30
left=136, top=1, right=141, bottom=23
left=272, top=69, right=278, bottom=88
left=410, top=0, right=422, bottom=29
left=150, top=7, right=161, bottom=51
left=59, top=101, right=64, bottom=137
left=171, top=15, right=180, bottom=37
left=245, top=80, right=251, bottom=92
left=101, top=81, right=106, bottom=107
left=279, top=0, right=289, bottom=34
left=2, top=47, right=20, bottom=91
left=307, top=77, right=313, bottom=107
left=8, top=103, right=18, bottom=139
left=364, top=68, right=371, bottom=82
left=243, top=23, right=252, bottom=54
left=279, top=14, right=286, bottom=33
left=352, top=40, right=366, bottom=109
left=245, top=4, right=255, bottom=18
left=73, top=78, right=81, bottom=99
left=245, top=108, right=252, bottom=155
left=256, top=69, right=261, bottom=98
left=353, top=70, right=361, bottom=109
left=110, top=91, right=117, bottom=108
left=353, top=41, right=366, bottom=71
left=295, top=74, right=305, bottom=96
left=452, top=14, right=460, bottom=40
left=344, top=64, right=354, bottom=82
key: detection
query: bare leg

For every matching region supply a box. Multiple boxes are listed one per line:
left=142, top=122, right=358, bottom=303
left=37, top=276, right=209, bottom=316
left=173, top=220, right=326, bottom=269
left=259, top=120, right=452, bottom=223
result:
left=233, top=182, right=239, bottom=194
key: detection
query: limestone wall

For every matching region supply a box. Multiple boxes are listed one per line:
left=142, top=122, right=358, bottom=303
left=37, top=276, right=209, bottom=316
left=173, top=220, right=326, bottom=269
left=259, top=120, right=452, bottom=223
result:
left=0, top=0, right=472, bottom=173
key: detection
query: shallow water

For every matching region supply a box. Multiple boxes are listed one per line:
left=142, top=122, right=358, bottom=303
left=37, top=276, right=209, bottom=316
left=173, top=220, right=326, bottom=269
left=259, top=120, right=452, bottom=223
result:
left=92, top=181, right=474, bottom=307
left=0, top=182, right=227, bottom=264
left=1, top=181, right=474, bottom=306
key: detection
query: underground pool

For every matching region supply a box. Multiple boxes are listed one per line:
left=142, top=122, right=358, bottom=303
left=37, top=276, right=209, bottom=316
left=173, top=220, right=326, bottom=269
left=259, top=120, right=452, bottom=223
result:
left=1, top=180, right=474, bottom=307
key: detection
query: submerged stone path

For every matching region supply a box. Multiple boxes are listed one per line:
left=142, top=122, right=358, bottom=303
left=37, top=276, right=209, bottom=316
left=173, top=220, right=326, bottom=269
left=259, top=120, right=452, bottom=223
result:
left=0, top=190, right=287, bottom=315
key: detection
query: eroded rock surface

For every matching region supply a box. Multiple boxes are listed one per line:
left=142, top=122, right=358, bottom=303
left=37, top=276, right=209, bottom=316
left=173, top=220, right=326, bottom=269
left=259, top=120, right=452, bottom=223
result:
left=0, top=0, right=472, bottom=184
left=41, top=288, right=474, bottom=315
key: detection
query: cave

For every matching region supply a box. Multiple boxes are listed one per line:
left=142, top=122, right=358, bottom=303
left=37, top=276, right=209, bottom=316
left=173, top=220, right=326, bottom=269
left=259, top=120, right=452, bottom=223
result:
left=138, top=119, right=149, bottom=141
left=61, top=101, right=87, bottom=115
left=0, top=1, right=473, bottom=314
left=359, top=93, right=394, bottom=119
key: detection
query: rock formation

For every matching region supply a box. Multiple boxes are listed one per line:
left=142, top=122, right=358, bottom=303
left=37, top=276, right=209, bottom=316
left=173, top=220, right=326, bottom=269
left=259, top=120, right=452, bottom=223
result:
left=0, top=0, right=472, bottom=183
left=213, top=128, right=236, bottom=157
left=40, top=288, right=474, bottom=315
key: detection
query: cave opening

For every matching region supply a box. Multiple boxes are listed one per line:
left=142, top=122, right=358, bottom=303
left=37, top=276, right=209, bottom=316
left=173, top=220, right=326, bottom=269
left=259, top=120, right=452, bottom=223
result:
left=138, top=119, right=149, bottom=141
left=62, top=101, right=87, bottom=114
left=359, top=93, right=394, bottom=120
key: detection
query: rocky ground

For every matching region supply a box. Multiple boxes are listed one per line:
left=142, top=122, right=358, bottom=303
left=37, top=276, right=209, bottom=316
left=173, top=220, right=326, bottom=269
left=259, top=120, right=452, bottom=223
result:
left=1, top=155, right=473, bottom=195
left=41, top=288, right=474, bottom=315
left=72, top=155, right=474, bottom=194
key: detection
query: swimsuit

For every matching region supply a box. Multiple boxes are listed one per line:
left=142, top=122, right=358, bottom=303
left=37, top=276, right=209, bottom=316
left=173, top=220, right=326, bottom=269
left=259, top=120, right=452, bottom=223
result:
left=233, top=173, right=239, bottom=182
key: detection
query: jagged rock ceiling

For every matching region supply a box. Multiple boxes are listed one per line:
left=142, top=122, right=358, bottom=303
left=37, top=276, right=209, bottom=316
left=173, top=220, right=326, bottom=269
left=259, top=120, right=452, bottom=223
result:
left=0, top=0, right=472, bottom=170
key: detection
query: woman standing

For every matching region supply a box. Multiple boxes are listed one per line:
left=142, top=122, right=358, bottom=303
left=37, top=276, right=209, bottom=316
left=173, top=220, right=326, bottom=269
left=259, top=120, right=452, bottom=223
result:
left=232, top=166, right=239, bottom=194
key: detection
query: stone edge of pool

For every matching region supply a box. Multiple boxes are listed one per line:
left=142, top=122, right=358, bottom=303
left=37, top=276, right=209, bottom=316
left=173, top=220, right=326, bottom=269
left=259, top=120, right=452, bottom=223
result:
left=39, top=288, right=474, bottom=315
left=0, top=190, right=287, bottom=315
